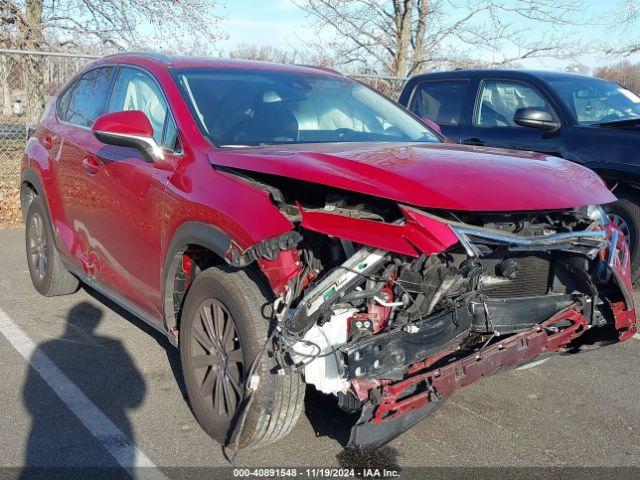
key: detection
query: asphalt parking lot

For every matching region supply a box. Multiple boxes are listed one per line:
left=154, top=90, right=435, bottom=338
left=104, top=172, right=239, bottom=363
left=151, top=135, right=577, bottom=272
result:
left=1, top=226, right=640, bottom=479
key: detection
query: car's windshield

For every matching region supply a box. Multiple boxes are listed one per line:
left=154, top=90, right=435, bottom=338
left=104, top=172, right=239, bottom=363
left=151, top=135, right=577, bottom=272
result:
left=173, top=68, right=440, bottom=147
left=547, top=76, right=640, bottom=125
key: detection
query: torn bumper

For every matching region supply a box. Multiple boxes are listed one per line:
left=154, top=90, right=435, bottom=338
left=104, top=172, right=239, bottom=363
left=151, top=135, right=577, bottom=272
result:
left=271, top=201, right=637, bottom=451
left=349, top=306, right=635, bottom=451
left=607, top=225, right=637, bottom=340
left=347, top=223, right=636, bottom=451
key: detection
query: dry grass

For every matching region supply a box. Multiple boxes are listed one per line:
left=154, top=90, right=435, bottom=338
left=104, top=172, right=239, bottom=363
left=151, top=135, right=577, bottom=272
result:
left=0, top=183, right=21, bottom=228
left=0, top=139, right=24, bottom=228
left=1, top=139, right=23, bottom=175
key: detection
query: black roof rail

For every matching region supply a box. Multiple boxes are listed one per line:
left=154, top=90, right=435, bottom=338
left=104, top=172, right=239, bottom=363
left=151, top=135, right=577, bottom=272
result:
left=102, top=51, right=171, bottom=64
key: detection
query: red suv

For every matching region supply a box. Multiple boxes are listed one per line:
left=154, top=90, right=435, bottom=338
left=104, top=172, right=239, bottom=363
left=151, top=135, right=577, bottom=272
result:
left=21, top=53, right=637, bottom=451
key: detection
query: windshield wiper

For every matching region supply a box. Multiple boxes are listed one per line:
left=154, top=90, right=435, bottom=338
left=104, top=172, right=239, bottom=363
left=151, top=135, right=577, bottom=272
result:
left=594, top=118, right=640, bottom=128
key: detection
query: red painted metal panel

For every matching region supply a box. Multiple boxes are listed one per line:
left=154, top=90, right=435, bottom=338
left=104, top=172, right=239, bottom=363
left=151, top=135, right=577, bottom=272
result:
left=298, top=205, right=460, bottom=257
left=92, top=110, right=154, bottom=137
left=210, top=142, right=615, bottom=212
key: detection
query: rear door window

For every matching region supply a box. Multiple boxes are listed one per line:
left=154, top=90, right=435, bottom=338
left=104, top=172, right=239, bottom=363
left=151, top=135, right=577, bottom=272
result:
left=63, top=67, right=114, bottom=127
left=409, top=80, right=470, bottom=125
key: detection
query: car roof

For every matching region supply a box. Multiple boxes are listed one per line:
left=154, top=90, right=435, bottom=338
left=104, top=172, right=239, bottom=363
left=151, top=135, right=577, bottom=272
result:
left=409, top=69, right=602, bottom=82
left=96, top=52, right=343, bottom=76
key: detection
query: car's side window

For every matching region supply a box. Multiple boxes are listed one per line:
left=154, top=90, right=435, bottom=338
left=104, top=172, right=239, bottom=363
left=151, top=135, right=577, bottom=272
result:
left=56, top=83, right=75, bottom=121
left=474, top=80, right=556, bottom=127
left=163, top=114, right=180, bottom=152
left=409, top=80, right=469, bottom=125
left=62, top=67, right=114, bottom=127
left=109, top=67, right=179, bottom=151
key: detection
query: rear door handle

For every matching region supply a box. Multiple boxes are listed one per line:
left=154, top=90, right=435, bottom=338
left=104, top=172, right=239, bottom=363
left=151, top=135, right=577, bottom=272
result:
left=82, top=155, right=100, bottom=175
left=462, top=137, right=486, bottom=147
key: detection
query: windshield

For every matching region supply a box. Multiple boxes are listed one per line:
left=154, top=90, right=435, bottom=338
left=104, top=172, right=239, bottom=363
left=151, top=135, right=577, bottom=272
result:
left=547, top=76, right=640, bottom=125
left=173, top=68, right=440, bottom=147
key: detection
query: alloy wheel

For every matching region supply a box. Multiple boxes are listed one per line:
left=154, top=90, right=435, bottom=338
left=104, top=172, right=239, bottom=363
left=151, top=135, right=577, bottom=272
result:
left=28, top=212, right=47, bottom=282
left=190, top=299, right=244, bottom=417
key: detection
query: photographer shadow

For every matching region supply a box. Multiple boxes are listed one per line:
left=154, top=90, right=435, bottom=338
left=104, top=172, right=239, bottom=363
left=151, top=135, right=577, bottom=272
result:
left=20, top=301, right=146, bottom=479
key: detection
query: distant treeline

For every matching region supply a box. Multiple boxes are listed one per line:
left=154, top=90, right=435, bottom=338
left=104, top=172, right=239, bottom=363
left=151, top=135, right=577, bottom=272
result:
left=595, top=61, right=640, bottom=94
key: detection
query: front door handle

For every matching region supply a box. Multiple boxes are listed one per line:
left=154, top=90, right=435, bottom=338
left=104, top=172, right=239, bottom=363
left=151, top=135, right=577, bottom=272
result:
left=462, top=137, right=486, bottom=146
left=82, top=155, right=100, bottom=175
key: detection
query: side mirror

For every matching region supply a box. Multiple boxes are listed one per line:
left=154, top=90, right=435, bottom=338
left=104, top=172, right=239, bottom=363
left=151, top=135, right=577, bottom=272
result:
left=513, top=107, right=560, bottom=132
left=421, top=117, right=442, bottom=134
left=92, top=110, right=163, bottom=162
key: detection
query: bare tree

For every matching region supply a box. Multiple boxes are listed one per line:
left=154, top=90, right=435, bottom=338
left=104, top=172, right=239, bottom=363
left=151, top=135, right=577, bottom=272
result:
left=0, top=0, right=225, bottom=122
left=228, top=43, right=336, bottom=68
left=1, top=0, right=225, bottom=52
left=607, top=0, right=640, bottom=55
left=0, top=57, right=13, bottom=115
left=595, top=60, right=640, bottom=94
left=0, top=0, right=46, bottom=121
left=229, top=44, right=301, bottom=64
left=296, top=0, right=589, bottom=76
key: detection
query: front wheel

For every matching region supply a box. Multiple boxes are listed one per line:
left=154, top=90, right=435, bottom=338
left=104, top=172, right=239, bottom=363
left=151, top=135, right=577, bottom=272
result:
left=605, top=192, right=640, bottom=284
left=179, top=266, right=305, bottom=448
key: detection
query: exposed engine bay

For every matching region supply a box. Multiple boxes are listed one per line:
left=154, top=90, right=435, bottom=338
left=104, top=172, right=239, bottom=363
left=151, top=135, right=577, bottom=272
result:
left=220, top=167, right=637, bottom=451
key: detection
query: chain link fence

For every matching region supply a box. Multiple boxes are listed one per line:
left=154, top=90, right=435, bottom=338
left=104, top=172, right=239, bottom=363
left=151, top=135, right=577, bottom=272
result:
left=0, top=50, right=97, bottom=182
left=0, top=49, right=407, bottom=225
left=0, top=49, right=96, bottom=225
left=350, top=74, right=408, bottom=99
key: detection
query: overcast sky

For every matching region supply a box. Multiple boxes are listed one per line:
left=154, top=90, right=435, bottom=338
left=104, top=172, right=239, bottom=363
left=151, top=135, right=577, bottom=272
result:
left=217, top=0, right=639, bottom=73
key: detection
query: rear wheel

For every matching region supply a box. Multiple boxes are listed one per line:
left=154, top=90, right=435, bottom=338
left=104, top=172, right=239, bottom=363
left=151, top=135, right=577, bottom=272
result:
left=605, top=192, right=640, bottom=283
left=25, top=196, right=79, bottom=296
left=180, top=266, right=305, bottom=448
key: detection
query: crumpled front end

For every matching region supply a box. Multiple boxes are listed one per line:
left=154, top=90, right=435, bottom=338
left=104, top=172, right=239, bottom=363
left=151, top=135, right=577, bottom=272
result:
left=221, top=168, right=636, bottom=451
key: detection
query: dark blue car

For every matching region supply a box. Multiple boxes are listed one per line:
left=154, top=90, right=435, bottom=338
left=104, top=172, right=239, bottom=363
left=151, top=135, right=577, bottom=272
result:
left=400, top=69, right=640, bottom=281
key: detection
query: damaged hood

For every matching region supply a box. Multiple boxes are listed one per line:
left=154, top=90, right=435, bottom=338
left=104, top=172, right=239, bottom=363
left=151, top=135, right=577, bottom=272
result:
left=209, top=142, right=615, bottom=211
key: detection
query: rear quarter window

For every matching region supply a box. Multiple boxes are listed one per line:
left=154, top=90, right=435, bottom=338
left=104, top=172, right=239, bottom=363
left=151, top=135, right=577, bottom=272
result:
left=56, top=84, right=74, bottom=121
left=409, top=79, right=469, bottom=125
left=63, top=67, right=114, bottom=127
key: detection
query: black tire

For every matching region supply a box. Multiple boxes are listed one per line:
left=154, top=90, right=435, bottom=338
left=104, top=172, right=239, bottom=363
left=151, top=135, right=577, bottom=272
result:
left=180, top=266, right=305, bottom=448
left=605, top=192, right=640, bottom=284
left=25, top=196, right=79, bottom=297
